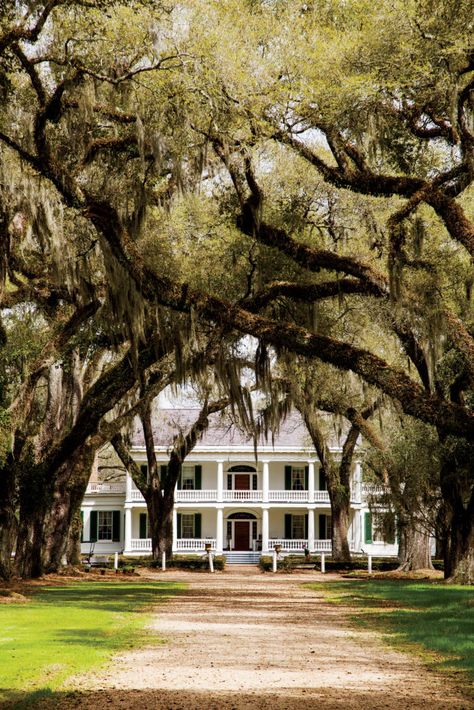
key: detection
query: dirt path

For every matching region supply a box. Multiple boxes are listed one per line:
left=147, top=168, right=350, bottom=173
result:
left=44, top=568, right=471, bottom=709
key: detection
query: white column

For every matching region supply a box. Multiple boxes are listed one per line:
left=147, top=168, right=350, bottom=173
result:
left=124, top=507, right=132, bottom=552
left=308, top=460, right=315, bottom=503
left=217, top=460, right=224, bottom=503
left=125, top=471, right=132, bottom=501
left=307, top=507, right=315, bottom=551
left=262, top=507, right=269, bottom=553
left=216, top=507, right=224, bottom=553
left=262, top=460, right=269, bottom=503
left=353, top=461, right=362, bottom=502
left=172, top=508, right=178, bottom=552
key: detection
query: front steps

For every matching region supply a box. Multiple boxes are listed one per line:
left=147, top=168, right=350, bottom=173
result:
left=224, top=552, right=261, bottom=565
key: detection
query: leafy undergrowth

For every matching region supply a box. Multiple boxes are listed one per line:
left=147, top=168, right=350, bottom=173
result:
left=306, top=579, right=474, bottom=694
left=0, top=579, right=184, bottom=708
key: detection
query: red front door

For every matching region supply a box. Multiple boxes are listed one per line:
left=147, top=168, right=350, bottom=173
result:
left=234, top=521, right=250, bottom=550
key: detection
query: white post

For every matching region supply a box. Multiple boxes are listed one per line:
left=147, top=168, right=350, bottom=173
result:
left=307, top=508, right=315, bottom=552
left=368, top=555, right=372, bottom=574
left=321, top=552, right=325, bottom=574
left=208, top=551, right=214, bottom=573
left=124, top=508, right=132, bottom=553
left=114, top=551, right=119, bottom=570
left=262, top=460, right=269, bottom=503
left=172, top=507, right=178, bottom=552
left=272, top=549, right=277, bottom=573
left=216, top=507, right=224, bottom=554
left=262, top=507, right=269, bottom=553
left=217, top=460, right=224, bottom=503
left=308, top=460, right=315, bottom=503
left=125, top=471, right=132, bottom=501
left=162, top=551, right=166, bottom=571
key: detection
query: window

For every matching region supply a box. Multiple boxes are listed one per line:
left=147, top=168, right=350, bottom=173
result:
left=98, top=511, right=113, bottom=540
left=292, top=467, right=305, bottom=490
left=181, top=514, right=195, bottom=538
left=292, top=514, right=305, bottom=539
left=182, top=466, right=195, bottom=490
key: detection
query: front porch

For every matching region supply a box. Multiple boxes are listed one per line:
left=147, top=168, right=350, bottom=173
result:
left=125, top=537, right=354, bottom=555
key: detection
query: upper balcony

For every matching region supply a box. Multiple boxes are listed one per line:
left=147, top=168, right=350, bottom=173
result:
left=128, top=488, right=333, bottom=504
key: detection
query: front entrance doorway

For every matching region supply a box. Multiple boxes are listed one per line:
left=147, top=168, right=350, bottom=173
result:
left=234, top=474, right=250, bottom=490
left=227, top=512, right=258, bottom=551
left=234, top=521, right=250, bottom=550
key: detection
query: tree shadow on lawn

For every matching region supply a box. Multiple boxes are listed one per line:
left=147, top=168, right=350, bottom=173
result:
left=30, top=581, right=186, bottom=614
left=317, top=580, right=474, bottom=682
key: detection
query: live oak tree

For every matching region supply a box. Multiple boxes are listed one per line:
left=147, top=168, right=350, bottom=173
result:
left=0, top=0, right=472, bottom=580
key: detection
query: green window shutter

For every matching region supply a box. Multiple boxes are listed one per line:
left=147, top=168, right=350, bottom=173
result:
left=364, top=512, right=373, bottom=544
left=252, top=474, right=258, bottom=490
left=80, top=510, right=84, bottom=543
left=160, top=465, right=168, bottom=484
left=319, top=514, right=326, bottom=540
left=194, top=513, right=201, bottom=538
left=304, top=513, right=308, bottom=538
left=139, top=513, right=147, bottom=539
left=285, top=513, right=292, bottom=539
left=285, top=466, right=292, bottom=490
left=140, top=464, right=148, bottom=478
left=304, top=466, right=309, bottom=490
left=227, top=474, right=232, bottom=490
left=177, top=513, right=182, bottom=538
left=112, top=510, right=121, bottom=542
left=320, top=468, right=327, bottom=491
left=195, top=465, right=202, bottom=490
left=178, top=469, right=182, bottom=489
left=90, top=510, right=98, bottom=543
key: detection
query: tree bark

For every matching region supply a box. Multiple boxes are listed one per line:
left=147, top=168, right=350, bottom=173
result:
left=397, top=510, right=433, bottom=571
left=330, top=488, right=352, bottom=562
left=41, top=443, right=96, bottom=572
left=145, top=489, right=174, bottom=560
left=0, top=463, right=17, bottom=579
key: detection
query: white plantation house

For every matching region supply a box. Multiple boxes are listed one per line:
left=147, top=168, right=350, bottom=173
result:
left=81, top=409, right=397, bottom=562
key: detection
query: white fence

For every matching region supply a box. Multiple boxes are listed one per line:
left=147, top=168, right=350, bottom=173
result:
left=176, top=538, right=216, bottom=551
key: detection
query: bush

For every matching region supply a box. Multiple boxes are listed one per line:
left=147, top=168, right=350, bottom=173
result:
left=259, top=556, right=293, bottom=572
left=168, top=554, right=226, bottom=571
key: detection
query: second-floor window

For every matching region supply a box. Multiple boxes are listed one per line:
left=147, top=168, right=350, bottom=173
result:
left=291, top=467, right=305, bottom=490
left=182, top=466, right=195, bottom=490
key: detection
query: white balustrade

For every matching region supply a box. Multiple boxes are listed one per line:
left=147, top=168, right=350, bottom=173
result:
left=223, top=490, right=263, bottom=502
left=313, top=491, right=330, bottom=502
left=130, top=538, right=151, bottom=550
left=176, top=538, right=216, bottom=550
left=130, top=489, right=145, bottom=501
left=86, top=482, right=126, bottom=494
left=175, top=490, right=217, bottom=502
left=361, top=484, right=386, bottom=497
left=269, top=538, right=308, bottom=551
left=269, top=490, right=309, bottom=502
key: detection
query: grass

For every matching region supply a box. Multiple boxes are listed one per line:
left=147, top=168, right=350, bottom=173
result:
left=0, top=579, right=184, bottom=707
left=306, top=578, right=474, bottom=693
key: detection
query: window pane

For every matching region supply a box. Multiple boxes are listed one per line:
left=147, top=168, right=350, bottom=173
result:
left=292, top=514, right=305, bottom=539
left=182, top=514, right=194, bottom=538
left=182, top=466, right=195, bottom=490
left=98, top=511, right=113, bottom=540
left=292, top=467, right=305, bottom=490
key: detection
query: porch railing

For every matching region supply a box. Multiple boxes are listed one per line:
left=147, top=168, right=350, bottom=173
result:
left=223, top=490, right=263, bottom=502
left=176, top=538, right=216, bottom=551
left=86, top=482, right=126, bottom=494
left=130, top=538, right=151, bottom=550
left=268, top=539, right=356, bottom=552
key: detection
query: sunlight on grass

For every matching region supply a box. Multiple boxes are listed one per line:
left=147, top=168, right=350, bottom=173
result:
left=306, top=580, right=474, bottom=688
left=0, top=580, right=184, bottom=706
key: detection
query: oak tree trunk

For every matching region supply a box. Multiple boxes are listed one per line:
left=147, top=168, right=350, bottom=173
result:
left=330, top=490, right=352, bottom=562
left=0, top=463, right=17, bottom=579
left=397, top=512, right=433, bottom=571
left=146, top=490, right=174, bottom=560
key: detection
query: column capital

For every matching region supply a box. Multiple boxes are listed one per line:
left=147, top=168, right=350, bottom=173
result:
left=307, top=459, right=318, bottom=464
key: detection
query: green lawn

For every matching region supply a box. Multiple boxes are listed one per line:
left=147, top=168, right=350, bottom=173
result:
left=0, top=579, right=184, bottom=707
left=307, top=579, right=474, bottom=691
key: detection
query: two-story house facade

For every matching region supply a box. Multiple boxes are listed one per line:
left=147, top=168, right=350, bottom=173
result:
left=80, top=409, right=397, bottom=561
